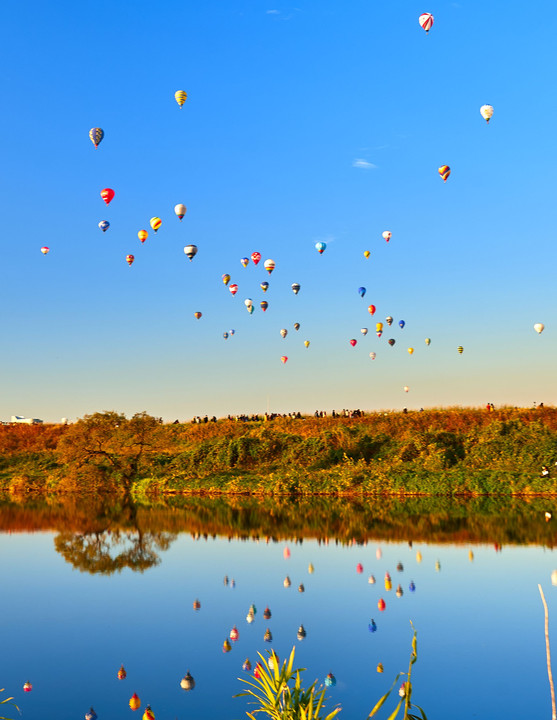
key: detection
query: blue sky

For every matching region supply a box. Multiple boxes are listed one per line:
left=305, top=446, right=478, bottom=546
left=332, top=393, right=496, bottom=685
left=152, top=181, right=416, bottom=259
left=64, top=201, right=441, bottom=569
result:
left=1, top=0, right=556, bottom=421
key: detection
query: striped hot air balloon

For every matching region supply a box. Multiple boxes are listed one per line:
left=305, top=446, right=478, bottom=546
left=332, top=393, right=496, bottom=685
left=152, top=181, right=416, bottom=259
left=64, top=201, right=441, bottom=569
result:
left=175, top=204, right=187, bottom=220
left=89, top=127, right=104, bottom=148
left=419, top=12, right=434, bottom=32
left=150, top=217, right=162, bottom=232
left=126, top=254, right=134, bottom=266
left=457, top=346, right=464, bottom=354
left=438, top=165, right=451, bottom=182
left=143, top=705, right=155, bottom=720
left=175, top=90, right=188, bottom=108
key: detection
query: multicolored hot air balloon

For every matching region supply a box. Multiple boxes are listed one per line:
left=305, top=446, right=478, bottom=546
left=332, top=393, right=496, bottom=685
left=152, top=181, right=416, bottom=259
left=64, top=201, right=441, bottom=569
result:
left=180, top=671, right=195, bottom=691
left=243, top=659, right=252, bottom=672
left=223, top=638, right=232, bottom=653
left=315, top=242, right=326, bottom=254
left=292, top=283, right=301, bottom=295
left=194, top=312, right=202, bottom=320
left=85, top=708, right=97, bottom=720
left=193, top=599, right=201, bottom=610
left=40, top=247, right=49, bottom=255
left=534, top=323, right=545, bottom=334
left=297, top=624, right=307, bottom=640
left=99, top=220, right=110, bottom=232
left=438, top=165, right=451, bottom=182
left=325, top=673, right=336, bottom=687
left=126, top=254, right=134, bottom=266
left=376, top=322, right=383, bottom=332
left=260, top=301, right=268, bottom=311
left=263, top=628, right=272, bottom=643
left=358, top=287, right=366, bottom=297
left=138, top=230, right=148, bottom=243
left=89, top=127, right=104, bottom=148
left=143, top=705, right=155, bottom=720
left=294, top=323, right=300, bottom=331
left=263, top=607, right=272, bottom=620
left=229, top=284, right=238, bottom=296
left=223, top=332, right=229, bottom=339
left=378, top=598, right=386, bottom=611
left=184, top=245, right=198, bottom=261
left=241, top=257, right=249, bottom=268
left=222, top=274, right=230, bottom=285
left=364, top=250, right=370, bottom=258
left=404, top=386, right=409, bottom=393
left=480, top=105, right=494, bottom=123
left=100, top=188, right=115, bottom=205
left=369, top=352, right=376, bottom=360
left=230, top=626, right=239, bottom=641
left=175, top=90, right=188, bottom=108
left=388, top=339, right=395, bottom=347
left=425, top=338, right=431, bottom=346
left=264, top=259, right=276, bottom=274
left=245, top=298, right=253, bottom=310
left=419, top=12, right=434, bottom=32
left=382, top=231, right=392, bottom=243
left=175, top=204, right=187, bottom=220
left=386, top=316, right=393, bottom=326
left=117, top=665, right=127, bottom=680
left=251, top=252, right=261, bottom=265
left=23, top=682, right=32, bottom=692
left=129, top=694, right=141, bottom=711
left=281, top=356, right=288, bottom=364
left=260, top=281, right=269, bottom=292
left=150, top=217, right=162, bottom=232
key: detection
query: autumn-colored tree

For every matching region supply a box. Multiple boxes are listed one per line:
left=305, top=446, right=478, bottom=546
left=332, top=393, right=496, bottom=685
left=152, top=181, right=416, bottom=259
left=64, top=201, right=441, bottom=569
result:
left=56, top=411, right=164, bottom=493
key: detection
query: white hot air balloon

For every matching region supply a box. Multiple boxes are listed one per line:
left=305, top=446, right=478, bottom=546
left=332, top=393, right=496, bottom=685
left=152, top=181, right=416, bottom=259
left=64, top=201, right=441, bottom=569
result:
left=480, top=105, right=494, bottom=124
left=534, top=323, right=545, bottom=334
left=382, top=231, right=392, bottom=243
left=361, top=328, right=368, bottom=336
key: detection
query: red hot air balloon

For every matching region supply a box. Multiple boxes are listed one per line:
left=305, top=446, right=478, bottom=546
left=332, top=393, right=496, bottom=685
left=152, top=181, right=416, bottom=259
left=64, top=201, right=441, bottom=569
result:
left=117, top=665, right=127, bottom=680
left=419, top=12, right=434, bottom=32
left=378, top=598, right=386, bottom=611
left=251, top=252, right=261, bottom=265
left=368, top=305, right=376, bottom=316
left=100, top=188, right=115, bottom=205
left=126, top=254, right=135, bottom=266
left=129, top=694, right=141, bottom=711
left=229, top=284, right=238, bottom=296
left=350, top=339, right=357, bottom=347
left=23, top=682, right=32, bottom=692
left=40, top=247, right=49, bottom=254
left=230, top=626, right=240, bottom=641
left=356, top=563, right=364, bottom=573
left=281, top=356, right=288, bottom=364
left=283, top=547, right=291, bottom=559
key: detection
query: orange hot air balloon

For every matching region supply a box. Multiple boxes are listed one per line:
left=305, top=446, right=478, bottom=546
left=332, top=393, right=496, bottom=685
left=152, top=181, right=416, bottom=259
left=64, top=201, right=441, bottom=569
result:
left=138, top=230, right=148, bottom=243
left=378, top=598, right=386, bottom=611
left=438, top=165, right=451, bottom=182
left=281, top=356, right=288, bottom=364
left=283, top=547, right=291, bottom=559
left=368, top=305, right=376, bottom=316
left=230, top=626, right=240, bottom=641
left=129, top=694, right=141, bottom=711
left=251, top=252, right=261, bottom=265
left=194, top=312, right=202, bottom=320
left=143, top=705, right=155, bottom=720
left=126, top=254, right=135, bottom=266
left=100, top=188, right=115, bottom=205
left=117, top=665, right=127, bottom=680
left=193, top=599, right=201, bottom=610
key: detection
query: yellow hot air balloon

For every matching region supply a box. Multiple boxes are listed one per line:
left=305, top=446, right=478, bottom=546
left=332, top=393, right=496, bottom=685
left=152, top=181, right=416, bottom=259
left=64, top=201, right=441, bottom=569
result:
left=376, top=322, right=383, bottom=332
left=150, top=217, right=162, bottom=232
left=175, top=90, right=188, bottom=108
left=143, top=706, right=155, bottom=720
left=457, top=346, right=464, bottom=354
left=304, top=340, right=310, bottom=348
left=438, top=165, right=451, bottom=182
left=129, top=694, right=141, bottom=711
left=308, top=563, right=314, bottom=573
left=138, top=230, right=148, bottom=243
left=480, top=104, right=494, bottom=123
left=377, top=663, right=384, bottom=673
left=364, top=250, right=370, bottom=258
left=416, top=551, right=422, bottom=563
left=425, top=338, right=431, bottom=346
left=407, top=348, right=414, bottom=355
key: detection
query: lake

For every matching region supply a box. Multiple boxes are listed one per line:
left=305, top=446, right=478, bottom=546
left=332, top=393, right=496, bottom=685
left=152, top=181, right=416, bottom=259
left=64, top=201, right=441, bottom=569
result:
left=1, top=495, right=557, bottom=720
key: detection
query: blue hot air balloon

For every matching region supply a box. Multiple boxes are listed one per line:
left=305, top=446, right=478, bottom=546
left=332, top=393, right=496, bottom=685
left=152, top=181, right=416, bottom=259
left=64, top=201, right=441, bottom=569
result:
left=98, top=220, right=110, bottom=232
left=409, top=581, right=416, bottom=592
left=315, top=242, right=326, bottom=254
left=368, top=619, right=377, bottom=633
left=325, top=673, right=336, bottom=687
left=399, top=320, right=405, bottom=329
left=358, top=287, right=366, bottom=298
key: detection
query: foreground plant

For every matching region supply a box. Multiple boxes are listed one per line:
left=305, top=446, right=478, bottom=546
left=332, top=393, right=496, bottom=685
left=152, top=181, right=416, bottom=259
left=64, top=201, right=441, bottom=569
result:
left=0, top=689, right=19, bottom=720
left=237, top=646, right=341, bottom=720
left=367, top=624, right=427, bottom=720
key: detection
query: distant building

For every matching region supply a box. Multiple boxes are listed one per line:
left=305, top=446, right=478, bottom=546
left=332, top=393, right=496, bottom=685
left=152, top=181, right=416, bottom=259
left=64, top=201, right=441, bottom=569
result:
left=11, top=416, right=43, bottom=425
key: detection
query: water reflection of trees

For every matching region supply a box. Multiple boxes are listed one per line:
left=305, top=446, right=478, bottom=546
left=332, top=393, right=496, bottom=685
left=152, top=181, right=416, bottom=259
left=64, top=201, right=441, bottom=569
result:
left=1, top=494, right=557, bottom=569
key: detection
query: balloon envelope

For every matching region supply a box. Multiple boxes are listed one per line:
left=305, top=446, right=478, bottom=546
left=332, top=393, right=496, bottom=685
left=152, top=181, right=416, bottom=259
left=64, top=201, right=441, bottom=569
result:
left=251, top=252, right=261, bottom=265
left=361, top=328, right=368, bottom=336
left=480, top=104, right=494, bottom=123
left=534, top=323, right=545, bottom=334
left=175, top=203, right=187, bottom=219
left=304, top=340, right=310, bottom=348
left=260, top=281, right=269, bottom=292
left=438, top=165, right=451, bottom=182
left=40, top=246, right=49, bottom=254
left=368, top=305, right=376, bottom=315
left=222, top=274, right=230, bottom=285
left=315, top=242, right=326, bottom=254
left=241, top=257, right=249, bottom=268
left=457, top=346, right=464, bottom=354
left=280, top=328, right=287, bottom=338
left=184, top=244, right=198, bottom=260
left=175, top=90, right=188, bottom=107
left=358, top=287, right=366, bottom=297
left=89, top=127, right=104, bottom=148
left=126, top=254, right=134, bottom=266
left=99, top=220, right=110, bottom=232
left=100, top=188, right=115, bottom=205
left=425, top=338, right=431, bottom=345
left=369, top=352, right=376, bottom=360
left=382, top=231, right=392, bottom=242
left=138, top=230, right=148, bottom=243
left=229, top=284, right=238, bottom=295
left=281, top=356, right=288, bottom=364
left=260, top=301, right=268, bottom=311
left=388, top=339, right=395, bottom=346
left=349, top=339, right=357, bottom=347
left=150, top=217, right=162, bottom=232
left=264, top=259, right=276, bottom=274
left=419, top=12, right=434, bottom=31
left=364, top=250, right=370, bottom=258
left=399, top=320, right=405, bottom=329
left=292, top=283, right=301, bottom=294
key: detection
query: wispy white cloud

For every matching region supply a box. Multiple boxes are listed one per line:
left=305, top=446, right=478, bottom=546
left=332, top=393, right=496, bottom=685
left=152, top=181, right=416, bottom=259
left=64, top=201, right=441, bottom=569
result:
left=266, top=9, right=280, bottom=14
left=352, top=158, right=377, bottom=169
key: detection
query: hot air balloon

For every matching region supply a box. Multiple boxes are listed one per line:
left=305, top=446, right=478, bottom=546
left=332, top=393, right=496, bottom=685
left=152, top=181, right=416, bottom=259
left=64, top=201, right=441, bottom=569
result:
left=388, top=339, right=395, bottom=347
left=98, top=220, right=110, bottom=232
left=534, top=323, right=545, bottom=334
left=264, top=259, right=276, bottom=274
left=223, top=332, right=229, bottom=339
left=243, top=659, right=252, bottom=672
left=378, top=598, right=386, bottom=611
left=40, top=246, right=49, bottom=255
left=358, top=287, right=366, bottom=298
left=315, top=242, right=326, bottom=254
left=425, top=338, right=431, bottom=346
left=118, top=665, right=127, bottom=680
left=438, top=165, right=451, bottom=182
left=283, top=546, right=291, bottom=559
left=241, top=257, right=249, bottom=268
left=100, top=188, right=114, bottom=205
left=356, top=562, right=363, bottom=573
left=367, top=304, right=376, bottom=316
left=382, top=231, right=392, bottom=243
left=376, top=331, right=383, bottom=338
left=180, top=671, right=195, bottom=691
left=364, top=250, right=370, bottom=258
left=404, top=386, right=409, bottom=393
left=280, top=328, right=288, bottom=338
left=23, top=682, right=32, bottom=692
left=368, top=619, right=377, bottom=633
left=126, top=254, right=135, bottom=266
left=399, top=320, right=405, bottom=329
left=263, top=607, right=272, bottom=620
left=184, top=244, right=198, bottom=261
left=457, top=346, right=464, bottom=354
left=268, top=652, right=279, bottom=671
left=419, top=12, right=434, bottom=32
left=129, top=694, right=141, bottom=711
left=325, top=673, right=336, bottom=687
left=369, top=352, right=376, bottom=360
left=304, top=340, right=310, bottom=348
left=229, top=329, right=235, bottom=335
left=89, top=127, right=104, bottom=148
left=260, top=301, right=268, bottom=311
left=361, top=328, right=368, bottom=336
left=253, top=663, right=263, bottom=679
left=308, top=563, right=314, bottom=573
left=377, top=663, right=384, bottom=673
left=249, top=604, right=257, bottom=615
left=247, top=306, right=254, bottom=315
left=396, top=584, right=403, bottom=598
left=407, top=348, right=414, bottom=354
left=298, top=583, right=305, bottom=592
left=143, top=706, right=155, bottom=720
left=222, top=274, right=230, bottom=285
left=150, top=217, right=162, bottom=232
left=230, top=626, right=239, bottom=641
left=409, top=581, right=416, bottom=592
left=261, top=281, right=269, bottom=292
left=251, top=252, right=261, bottom=265
left=263, top=628, right=273, bottom=643
left=416, top=551, right=422, bottom=563
left=292, top=283, right=301, bottom=295
left=229, top=284, right=238, bottom=296
left=175, top=90, right=188, bottom=108
left=85, top=708, right=97, bottom=720
left=480, top=104, right=494, bottom=123
left=350, top=339, right=357, bottom=347
left=386, top=316, right=393, bottom=326
left=138, top=230, right=148, bottom=243
left=376, top=322, right=383, bottom=332
left=223, top=639, right=232, bottom=653
left=294, top=323, right=300, bottom=331
left=194, top=312, right=202, bottom=320
left=297, top=624, right=307, bottom=640
left=368, top=575, right=376, bottom=584
left=193, top=599, right=201, bottom=610
left=435, top=560, right=441, bottom=571
left=385, top=576, right=392, bottom=592
left=281, top=356, right=288, bottom=364
left=175, top=204, right=187, bottom=220
left=284, top=575, right=291, bottom=586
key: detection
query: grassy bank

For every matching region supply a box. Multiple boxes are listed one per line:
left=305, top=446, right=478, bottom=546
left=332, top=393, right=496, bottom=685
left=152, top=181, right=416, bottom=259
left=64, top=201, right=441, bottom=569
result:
left=2, top=407, right=557, bottom=496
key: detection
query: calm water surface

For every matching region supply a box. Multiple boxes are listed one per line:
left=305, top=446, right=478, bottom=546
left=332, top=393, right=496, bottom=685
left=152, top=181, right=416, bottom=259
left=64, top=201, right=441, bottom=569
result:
left=1, top=496, right=557, bottom=720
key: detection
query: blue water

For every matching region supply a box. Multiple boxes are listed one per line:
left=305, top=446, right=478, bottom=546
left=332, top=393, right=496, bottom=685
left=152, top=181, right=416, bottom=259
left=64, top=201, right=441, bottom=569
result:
left=1, top=527, right=556, bottom=719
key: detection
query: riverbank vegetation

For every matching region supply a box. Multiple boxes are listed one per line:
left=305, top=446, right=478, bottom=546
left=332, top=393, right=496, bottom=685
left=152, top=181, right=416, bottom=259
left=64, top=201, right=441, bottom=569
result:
left=1, top=407, right=557, bottom=497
